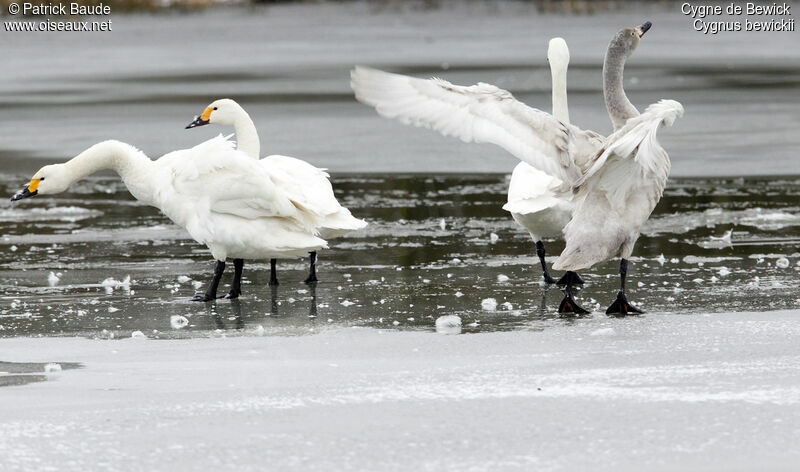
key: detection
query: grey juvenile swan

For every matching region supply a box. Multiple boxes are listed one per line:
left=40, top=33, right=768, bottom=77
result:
left=351, top=22, right=683, bottom=315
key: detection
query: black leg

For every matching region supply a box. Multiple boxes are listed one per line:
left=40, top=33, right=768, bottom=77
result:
left=606, top=259, right=644, bottom=315
left=192, top=260, right=225, bottom=302
left=536, top=241, right=558, bottom=285
left=303, top=251, right=319, bottom=284
left=225, top=259, right=244, bottom=299
left=269, top=258, right=279, bottom=286
left=557, top=271, right=590, bottom=315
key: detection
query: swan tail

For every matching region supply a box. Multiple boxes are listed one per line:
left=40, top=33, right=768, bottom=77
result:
left=318, top=208, right=368, bottom=239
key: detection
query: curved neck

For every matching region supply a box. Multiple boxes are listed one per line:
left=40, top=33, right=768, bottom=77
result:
left=603, top=44, right=639, bottom=131
left=550, top=61, right=569, bottom=124
left=232, top=107, right=260, bottom=159
left=65, top=141, right=156, bottom=203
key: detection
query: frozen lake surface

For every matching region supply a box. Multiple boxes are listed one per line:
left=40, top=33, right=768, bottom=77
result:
left=2, top=311, right=800, bottom=471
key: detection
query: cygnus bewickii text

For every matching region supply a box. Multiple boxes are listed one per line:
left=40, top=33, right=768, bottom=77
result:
left=503, top=37, right=578, bottom=286
left=350, top=21, right=682, bottom=315
left=10, top=136, right=328, bottom=301
left=186, top=98, right=367, bottom=284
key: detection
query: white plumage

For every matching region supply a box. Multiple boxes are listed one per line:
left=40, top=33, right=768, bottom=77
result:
left=187, top=98, right=367, bottom=239
left=13, top=136, right=329, bottom=298
left=351, top=22, right=682, bottom=313
left=157, top=136, right=329, bottom=261
left=502, top=38, right=575, bottom=278
left=504, top=163, right=572, bottom=242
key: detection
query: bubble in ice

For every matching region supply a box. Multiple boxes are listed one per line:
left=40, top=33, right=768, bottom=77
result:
left=192, top=281, right=203, bottom=290
left=497, top=274, right=509, bottom=283
left=455, top=291, right=464, bottom=298
left=656, top=254, right=666, bottom=266
left=340, top=300, right=355, bottom=307
left=439, top=218, right=446, bottom=230
left=489, top=233, right=499, bottom=244
left=108, top=306, right=119, bottom=313
left=776, top=257, right=790, bottom=268
left=251, top=325, right=265, bottom=336
left=170, top=315, right=189, bottom=329
left=177, top=275, right=191, bottom=284
left=47, top=271, right=60, bottom=287
left=481, top=298, right=498, bottom=311
left=44, top=363, right=62, bottom=373
left=435, top=315, right=462, bottom=335
left=10, top=245, right=17, bottom=252
left=501, top=301, right=513, bottom=310
left=718, top=267, right=731, bottom=276
left=130, top=330, right=147, bottom=340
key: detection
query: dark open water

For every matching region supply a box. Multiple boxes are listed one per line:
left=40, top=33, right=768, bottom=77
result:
left=2, top=174, right=800, bottom=338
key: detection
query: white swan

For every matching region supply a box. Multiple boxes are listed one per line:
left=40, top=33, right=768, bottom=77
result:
left=503, top=37, right=575, bottom=285
left=185, top=98, right=367, bottom=284
left=10, top=136, right=328, bottom=301
left=350, top=21, right=683, bottom=315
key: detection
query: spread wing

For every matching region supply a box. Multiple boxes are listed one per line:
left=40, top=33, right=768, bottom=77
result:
left=351, top=66, right=584, bottom=186
left=574, top=100, right=684, bottom=213
left=577, top=100, right=684, bottom=189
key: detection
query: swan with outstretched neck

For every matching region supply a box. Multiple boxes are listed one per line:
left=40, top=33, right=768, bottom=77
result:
left=350, top=21, right=682, bottom=315
left=185, top=98, right=367, bottom=285
left=10, top=136, right=328, bottom=301
left=503, top=37, right=580, bottom=287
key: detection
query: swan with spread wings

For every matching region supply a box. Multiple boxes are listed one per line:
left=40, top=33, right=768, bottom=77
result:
left=351, top=21, right=683, bottom=315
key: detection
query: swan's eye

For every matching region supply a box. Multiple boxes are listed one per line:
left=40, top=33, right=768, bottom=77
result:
left=39, top=177, right=45, bottom=181
left=213, top=107, right=218, bottom=111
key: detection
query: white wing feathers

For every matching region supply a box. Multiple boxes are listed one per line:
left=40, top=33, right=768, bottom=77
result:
left=351, top=66, right=583, bottom=186
left=576, top=99, right=684, bottom=189
left=165, top=136, right=319, bottom=231
left=264, top=155, right=368, bottom=233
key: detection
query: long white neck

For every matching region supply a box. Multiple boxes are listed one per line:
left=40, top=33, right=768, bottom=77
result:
left=231, top=105, right=260, bottom=159
left=64, top=140, right=157, bottom=204
left=550, top=60, right=570, bottom=124
left=603, top=43, right=640, bottom=131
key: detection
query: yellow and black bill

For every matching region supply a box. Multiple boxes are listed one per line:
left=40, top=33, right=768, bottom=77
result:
left=11, top=178, right=41, bottom=202
left=185, top=107, right=213, bottom=129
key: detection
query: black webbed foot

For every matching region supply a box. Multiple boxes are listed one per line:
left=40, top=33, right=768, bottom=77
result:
left=605, top=291, right=644, bottom=316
